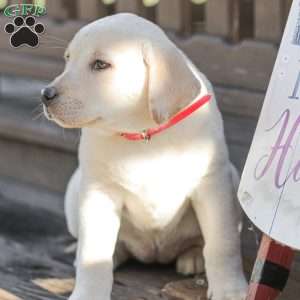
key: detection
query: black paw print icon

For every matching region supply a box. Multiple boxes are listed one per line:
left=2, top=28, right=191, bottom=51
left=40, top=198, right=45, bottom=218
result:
left=4, top=16, right=45, bottom=48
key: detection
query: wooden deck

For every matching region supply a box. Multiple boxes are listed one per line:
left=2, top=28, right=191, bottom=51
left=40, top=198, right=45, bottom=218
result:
left=0, top=193, right=210, bottom=300
left=0, top=190, right=299, bottom=300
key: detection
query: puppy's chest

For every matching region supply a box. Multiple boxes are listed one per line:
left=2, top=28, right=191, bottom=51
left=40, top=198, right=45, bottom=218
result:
left=100, top=148, right=210, bottom=227
left=114, top=151, right=202, bottom=193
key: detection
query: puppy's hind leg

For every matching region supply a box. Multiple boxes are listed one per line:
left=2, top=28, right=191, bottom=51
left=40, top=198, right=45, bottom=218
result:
left=65, top=168, right=81, bottom=238
left=192, top=166, right=247, bottom=300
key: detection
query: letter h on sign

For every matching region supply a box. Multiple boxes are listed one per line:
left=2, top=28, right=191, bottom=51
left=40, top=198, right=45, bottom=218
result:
left=289, top=72, right=300, bottom=99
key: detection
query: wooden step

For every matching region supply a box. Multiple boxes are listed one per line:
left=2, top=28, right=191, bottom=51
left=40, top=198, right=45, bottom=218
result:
left=0, top=94, right=78, bottom=193
left=0, top=97, right=255, bottom=194
left=0, top=175, right=64, bottom=215
left=0, top=74, right=257, bottom=193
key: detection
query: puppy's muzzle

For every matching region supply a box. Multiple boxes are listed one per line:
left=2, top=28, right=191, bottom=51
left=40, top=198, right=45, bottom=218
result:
left=41, top=86, right=58, bottom=106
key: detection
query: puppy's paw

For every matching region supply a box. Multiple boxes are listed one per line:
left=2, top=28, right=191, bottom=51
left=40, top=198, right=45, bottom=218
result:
left=68, top=292, right=110, bottom=300
left=176, top=246, right=205, bottom=275
left=207, top=279, right=247, bottom=300
left=208, top=289, right=247, bottom=300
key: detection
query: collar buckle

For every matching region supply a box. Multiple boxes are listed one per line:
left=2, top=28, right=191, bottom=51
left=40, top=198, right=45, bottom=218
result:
left=142, top=130, right=151, bottom=142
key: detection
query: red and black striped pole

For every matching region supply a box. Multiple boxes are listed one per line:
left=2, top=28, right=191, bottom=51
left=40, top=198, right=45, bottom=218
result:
left=246, top=234, right=295, bottom=300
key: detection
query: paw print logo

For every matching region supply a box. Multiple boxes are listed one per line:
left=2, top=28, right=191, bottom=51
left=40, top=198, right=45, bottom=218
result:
left=4, top=16, right=45, bottom=48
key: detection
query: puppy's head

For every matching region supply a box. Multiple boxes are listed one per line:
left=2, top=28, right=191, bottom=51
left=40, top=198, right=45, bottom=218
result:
left=42, top=13, right=201, bottom=131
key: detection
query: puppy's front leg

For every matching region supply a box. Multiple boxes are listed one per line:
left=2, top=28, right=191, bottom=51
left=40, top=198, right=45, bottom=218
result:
left=192, top=166, right=247, bottom=300
left=69, top=184, right=122, bottom=300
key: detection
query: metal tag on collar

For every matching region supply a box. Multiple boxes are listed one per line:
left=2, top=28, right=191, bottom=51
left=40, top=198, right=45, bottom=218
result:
left=142, top=129, right=151, bottom=142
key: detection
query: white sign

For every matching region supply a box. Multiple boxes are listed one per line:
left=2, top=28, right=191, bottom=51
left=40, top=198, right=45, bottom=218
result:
left=238, top=0, right=300, bottom=250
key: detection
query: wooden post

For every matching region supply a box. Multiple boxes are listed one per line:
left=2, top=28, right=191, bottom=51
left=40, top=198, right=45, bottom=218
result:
left=77, top=0, right=107, bottom=20
left=156, top=0, right=191, bottom=34
left=246, top=234, right=294, bottom=300
left=46, top=0, right=77, bottom=19
left=254, top=0, right=286, bottom=43
left=206, top=0, right=240, bottom=42
left=115, top=0, right=146, bottom=16
left=283, top=0, right=293, bottom=24
left=46, top=0, right=68, bottom=19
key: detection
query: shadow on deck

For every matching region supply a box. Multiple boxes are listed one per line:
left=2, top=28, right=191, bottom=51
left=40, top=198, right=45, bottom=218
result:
left=1, top=190, right=299, bottom=300
left=0, top=193, right=209, bottom=300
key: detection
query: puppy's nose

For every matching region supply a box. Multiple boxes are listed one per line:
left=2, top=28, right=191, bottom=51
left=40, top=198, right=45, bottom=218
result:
left=41, top=86, right=58, bottom=106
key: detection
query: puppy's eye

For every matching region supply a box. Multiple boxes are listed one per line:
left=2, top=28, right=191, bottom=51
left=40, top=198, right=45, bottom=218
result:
left=92, top=59, right=110, bottom=71
left=64, top=53, right=70, bottom=60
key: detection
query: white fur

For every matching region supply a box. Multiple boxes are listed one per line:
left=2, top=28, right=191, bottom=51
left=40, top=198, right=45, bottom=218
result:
left=44, top=13, right=247, bottom=300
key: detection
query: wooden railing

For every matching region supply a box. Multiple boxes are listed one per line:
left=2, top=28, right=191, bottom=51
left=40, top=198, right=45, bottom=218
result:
left=0, top=0, right=294, bottom=119
left=0, top=0, right=293, bottom=43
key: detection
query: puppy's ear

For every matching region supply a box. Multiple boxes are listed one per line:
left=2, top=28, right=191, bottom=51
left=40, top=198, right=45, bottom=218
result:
left=142, top=41, right=201, bottom=124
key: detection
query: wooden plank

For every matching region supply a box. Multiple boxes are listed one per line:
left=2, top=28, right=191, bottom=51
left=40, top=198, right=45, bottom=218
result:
left=156, top=0, right=191, bottom=34
left=0, top=136, right=77, bottom=193
left=76, top=0, right=107, bottom=20
left=0, top=33, right=277, bottom=93
left=254, top=0, right=285, bottom=43
left=0, top=95, right=78, bottom=153
left=206, top=0, right=239, bottom=40
left=0, top=176, right=64, bottom=216
left=239, top=0, right=254, bottom=39
left=228, top=143, right=249, bottom=173
left=0, top=289, right=22, bottom=300
left=0, top=50, right=64, bottom=80
left=174, top=35, right=277, bottom=92
left=46, top=0, right=67, bottom=19
left=223, top=114, right=256, bottom=147
left=224, top=114, right=257, bottom=171
left=0, top=102, right=78, bottom=193
left=46, top=0, right=77, bottom=19
left=215, top=86, right=264, bottom=118
left=33, top=278, right=74, bottom=295
left=283, top=0, right=293, bottom=24
left=162, top=279, right=207, bottom=300
left=115, top=0, right=146, bottom=16
left=62, top=0, right=78, bottom=19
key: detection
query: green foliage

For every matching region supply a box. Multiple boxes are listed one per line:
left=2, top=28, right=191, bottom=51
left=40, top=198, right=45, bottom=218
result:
left=0, top=0, right=7, bottom=10
left=34, top=0, right=46, bottom=8
left=191, top=0, right=207, bottom=4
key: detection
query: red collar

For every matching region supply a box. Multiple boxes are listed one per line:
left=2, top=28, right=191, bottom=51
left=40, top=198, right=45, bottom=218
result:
left=119, top=94, right=211, bottom=141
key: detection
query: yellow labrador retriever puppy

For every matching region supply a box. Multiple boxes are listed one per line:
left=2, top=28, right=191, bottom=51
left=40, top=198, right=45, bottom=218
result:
left=41, top=13, right=247, bottom=300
